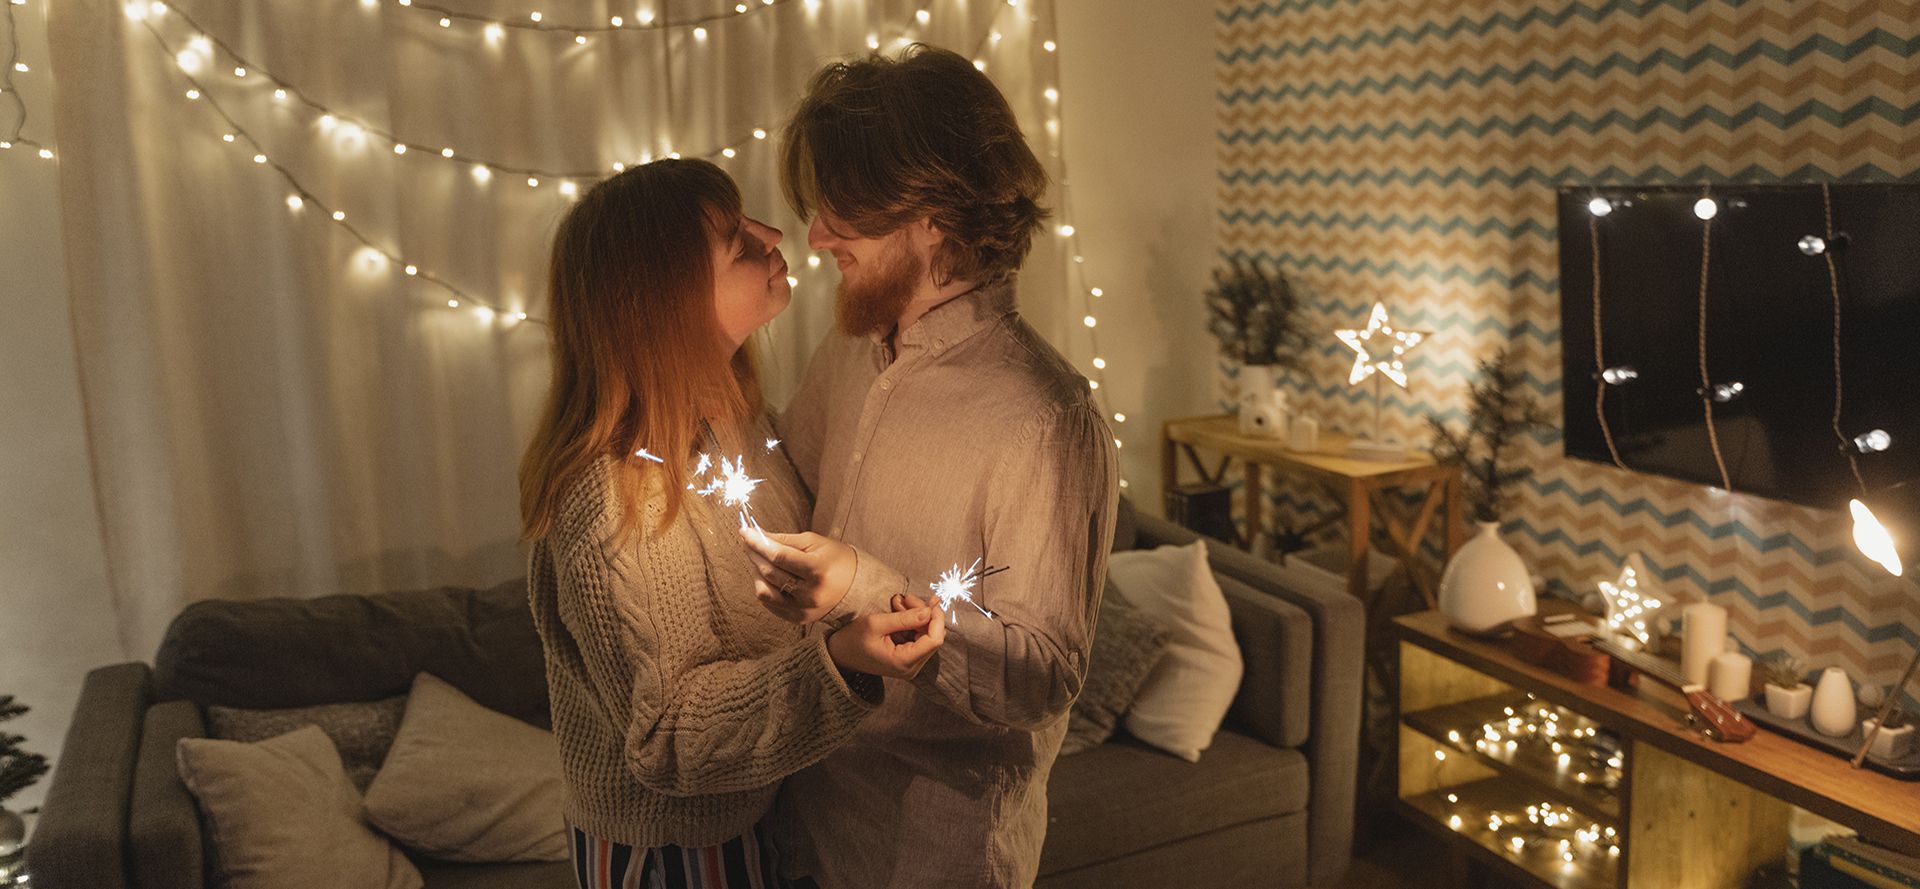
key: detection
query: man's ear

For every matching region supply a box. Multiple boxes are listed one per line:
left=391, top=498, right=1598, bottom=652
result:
left=911, top=217, right=945, bottom=254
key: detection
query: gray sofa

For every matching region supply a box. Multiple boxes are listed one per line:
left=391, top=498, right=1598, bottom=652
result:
left=28, top=503, right=1362, bottom=888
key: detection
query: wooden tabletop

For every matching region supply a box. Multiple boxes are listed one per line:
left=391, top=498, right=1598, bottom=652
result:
left=1395, top=610, right=1920, bottom=855
left=1163, top=414, right=1443, bottom=482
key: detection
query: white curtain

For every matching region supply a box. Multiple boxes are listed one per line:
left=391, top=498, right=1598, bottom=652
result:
left=48, top=0, right=1073, bottom=657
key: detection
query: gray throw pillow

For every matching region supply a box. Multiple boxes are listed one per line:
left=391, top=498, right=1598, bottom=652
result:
left=207, top=696, right=407, bottom=793
left=1060, top=579, right=1171, bottom=755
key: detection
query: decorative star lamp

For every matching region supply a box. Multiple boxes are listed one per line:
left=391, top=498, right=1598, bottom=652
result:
left=1335, top=301, right=1431, bottom=458
left=1597, top=553, right=1664, bottom=648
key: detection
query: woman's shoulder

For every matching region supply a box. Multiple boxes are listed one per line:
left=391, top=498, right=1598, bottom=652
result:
left=550, top=455, right=676, bottom=557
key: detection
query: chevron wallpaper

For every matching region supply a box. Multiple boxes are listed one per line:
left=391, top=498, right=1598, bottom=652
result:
left=1215, top=0, right=1920, bottom=693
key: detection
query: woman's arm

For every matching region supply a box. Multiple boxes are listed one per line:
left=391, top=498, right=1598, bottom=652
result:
left=551, top=525, right=879, bottom=799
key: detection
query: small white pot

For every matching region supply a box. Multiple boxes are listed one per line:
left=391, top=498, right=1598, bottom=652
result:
left=1861, top=719, right=1916, bottom=759
left=1438, top=521, right=1537, bottom=636
left=1764, top=683, right=1812, bottom=720
left=1810, top=667, right=1857, bottom=738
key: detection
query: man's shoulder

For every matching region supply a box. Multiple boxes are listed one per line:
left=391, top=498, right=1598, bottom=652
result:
left=965, top=315, right=1100, bottom=418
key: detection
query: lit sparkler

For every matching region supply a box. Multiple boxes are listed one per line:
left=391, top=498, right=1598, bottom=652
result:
left=694, top=453, right=764, bottom=531
left=929, top=558, right=1007, bottom=624
left=633, top=448, right=665, bottom=463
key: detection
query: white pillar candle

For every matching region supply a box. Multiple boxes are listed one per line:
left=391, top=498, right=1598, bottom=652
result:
left=1288, top=415, right=1320, bottom=452
left=1708, top=651, right=1753, bottom=701
left=1680, top=602, right=1728, bottom=686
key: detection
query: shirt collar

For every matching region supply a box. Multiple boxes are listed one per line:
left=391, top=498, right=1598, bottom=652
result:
left=873, top=279, right=1017, bottom=359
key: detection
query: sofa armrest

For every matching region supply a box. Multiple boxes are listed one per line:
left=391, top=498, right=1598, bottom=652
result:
left=1134, top=514, right=1363, bottom=887
left=27, top=662, right=152, bottom=889
left=129, top=700, right=208, bottom=889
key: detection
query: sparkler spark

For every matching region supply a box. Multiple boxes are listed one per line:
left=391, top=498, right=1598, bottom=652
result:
left=693, top=452, right=764, bottom=531
left=930, top=558, right=998, bottom=624
left=633, top=448, right=665, bottom=463
left=764, top=438, right=781, bottom=451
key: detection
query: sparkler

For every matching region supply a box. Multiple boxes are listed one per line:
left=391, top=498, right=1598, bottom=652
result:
left=929, top=558, right=1007, bottom=624
left=633, top=448, right=665, bottom=463
left=693, top=452, right=765, bottom=532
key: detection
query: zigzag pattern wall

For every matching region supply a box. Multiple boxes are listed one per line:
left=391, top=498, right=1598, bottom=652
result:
left=1216, top=0, right=1920, bottom=691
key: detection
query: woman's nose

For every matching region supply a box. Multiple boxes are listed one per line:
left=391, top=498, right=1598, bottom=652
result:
left=747, top=218, right=783, bottom=252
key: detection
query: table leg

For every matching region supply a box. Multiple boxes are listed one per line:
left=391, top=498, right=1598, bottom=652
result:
left=1244, top=462, right=1263, bottom=553
left=1348, top=476, right=1371, bottom=601
left=1160, top=426, right=1177, bottom=515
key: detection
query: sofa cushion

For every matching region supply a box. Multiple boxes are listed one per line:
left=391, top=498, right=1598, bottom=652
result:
left=1060, top=579, right=1169, bottom=755
left=207, top=696, right=406, bottom=792
left=175, top=725, right=422, bottom=889
left=153, top=578, right=549, bottom=730
left=1041, top=730, right=1307, bottom=876
left=364, top=673, right=568, bottom=863
left=1111, top=495, right=1138, bottom=553
left=1217, top=572, right=1313, bottom=749
left=1109, top=540, right=1244, bottom=761
left=414, top=859, right=574, bottom=889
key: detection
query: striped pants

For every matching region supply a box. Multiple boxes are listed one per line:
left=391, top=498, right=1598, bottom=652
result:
left=568, top=824, right=797, bottom=889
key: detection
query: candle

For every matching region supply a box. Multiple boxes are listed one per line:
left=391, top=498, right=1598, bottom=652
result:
left=1289, top=415, right=1320, bottom=452
left=1681, top=602, right=1728, bottom=686
left=1708, top=651, right=1752, bottom=702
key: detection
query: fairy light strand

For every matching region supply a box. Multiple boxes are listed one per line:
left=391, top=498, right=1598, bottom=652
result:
left=1821, top=182, right=1868, bottom=495
left=1695, top=184, right=1734, bottom=493
left=1036, top=0, right=1130, bottom=489
left=395, top=0, right=796, bottom=36
left=1589, top=211, right=1627, bottom=469
left=1, top=0, right=54, bottom=159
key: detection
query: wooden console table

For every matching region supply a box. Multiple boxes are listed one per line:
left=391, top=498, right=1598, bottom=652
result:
left=1161, top=414, right=1465, bottom=606
left=1395, top=610, right=1920, bottom=889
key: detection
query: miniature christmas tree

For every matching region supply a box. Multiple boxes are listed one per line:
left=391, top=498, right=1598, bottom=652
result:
left=0, top=697, right=48, bottom=807
left=1205, top=257, right=1310, bottom=369
left=1426, top=349, right=1550, bottom=523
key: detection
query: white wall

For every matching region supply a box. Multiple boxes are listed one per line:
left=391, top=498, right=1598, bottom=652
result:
left=0, top=0, right=125, bottom=817
left=1054, top=0, right=1218, bottom=516
left=0, top=0, right=1216, bottom=817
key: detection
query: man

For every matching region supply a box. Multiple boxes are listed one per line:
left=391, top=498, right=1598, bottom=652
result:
left=740, top=44, right=1119, bottom=889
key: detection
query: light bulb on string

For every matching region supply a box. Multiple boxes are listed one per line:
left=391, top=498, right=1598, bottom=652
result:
left=1693, top=197, right=1718, bottom=220
left=1798, top=235, right=1827, bottom=256
left=1587, top=196, right=1613, bottom=217
left=1854, top=429, right=1892, bottom=454
left=610, top=15, right=622, bottom=26
left=1710, top=381, right=1744, bottom=403
left=1600, top=366, right=1638, bottom=385
left=285, top=194, right=303, bottom=210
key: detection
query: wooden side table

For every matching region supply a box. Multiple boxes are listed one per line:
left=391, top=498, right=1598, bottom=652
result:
left=1161, top=414, right=1465, bottom=606
left=1394, top=610, right=1920, bottom=887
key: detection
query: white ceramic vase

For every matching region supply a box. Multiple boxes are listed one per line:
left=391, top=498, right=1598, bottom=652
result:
left=1764, top=683, right=1812, bottom=720
left=1438, top=521, right=1537, bottom=635
left=1809, top=667, right=1857, bottom=737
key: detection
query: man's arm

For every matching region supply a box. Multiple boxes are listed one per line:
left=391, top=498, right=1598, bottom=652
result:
left=856, top=401, right=1120, bottom=730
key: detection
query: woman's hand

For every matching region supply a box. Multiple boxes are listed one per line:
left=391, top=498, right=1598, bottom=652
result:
left=740, top=528, right=857, bottom=625
left=825, top=606, right=946, bottom=679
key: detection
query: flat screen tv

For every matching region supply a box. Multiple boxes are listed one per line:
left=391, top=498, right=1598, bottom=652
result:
left=1558, top=184, right=1920, bottom=511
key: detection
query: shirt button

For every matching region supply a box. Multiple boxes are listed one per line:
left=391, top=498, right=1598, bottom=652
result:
left=831, top=526, right=844, bottom=537
left=879, top=379, right=892, bottom=390
left=851, top=451, right=863, bottom=463
left=935, top=338, right=946, bottom=350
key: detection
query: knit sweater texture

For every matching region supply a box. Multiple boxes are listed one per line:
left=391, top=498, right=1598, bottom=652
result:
left=527, top=416, right=878, bottom=848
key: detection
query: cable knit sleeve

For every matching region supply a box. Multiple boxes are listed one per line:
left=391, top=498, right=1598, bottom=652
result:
left=548, top=475, right=879, bottom=799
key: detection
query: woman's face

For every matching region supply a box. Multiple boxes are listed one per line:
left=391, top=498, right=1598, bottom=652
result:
left=712, top=213, right=791, bottom=352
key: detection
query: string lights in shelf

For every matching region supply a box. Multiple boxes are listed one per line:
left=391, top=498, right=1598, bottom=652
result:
left=1, top=0, right=55, bottom=160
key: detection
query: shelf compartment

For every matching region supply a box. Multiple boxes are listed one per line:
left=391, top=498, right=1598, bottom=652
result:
left=1401, top=774, right=1621, bottom=889
left=1404, top=692, right=1624, bottom=818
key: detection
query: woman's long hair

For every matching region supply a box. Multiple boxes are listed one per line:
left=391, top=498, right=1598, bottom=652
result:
left=519, top=159, right=762, bottom=545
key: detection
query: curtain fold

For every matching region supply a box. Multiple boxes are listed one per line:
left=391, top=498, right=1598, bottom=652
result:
left=48, top=0, right=1071, bottom=656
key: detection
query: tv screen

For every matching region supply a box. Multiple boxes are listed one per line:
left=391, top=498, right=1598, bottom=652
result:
left=1559, top=184, right=1920, bottom=510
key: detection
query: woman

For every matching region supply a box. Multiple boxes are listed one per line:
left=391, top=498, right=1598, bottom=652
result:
left=520, top=158, right=944, bottom=889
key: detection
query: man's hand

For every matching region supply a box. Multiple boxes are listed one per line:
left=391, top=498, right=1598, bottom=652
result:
left=741, top=528, right=858, bottom=625
left=825, top=607, right=946, bottom=679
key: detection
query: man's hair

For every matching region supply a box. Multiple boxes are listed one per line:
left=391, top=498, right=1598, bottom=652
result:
left=781, top=44, right=1049, bottom=287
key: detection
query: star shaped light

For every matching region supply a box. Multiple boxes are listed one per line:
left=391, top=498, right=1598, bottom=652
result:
left=1335, top=302, right=1430, bottom=388
left=1598, top=553, right=1664, bottom=647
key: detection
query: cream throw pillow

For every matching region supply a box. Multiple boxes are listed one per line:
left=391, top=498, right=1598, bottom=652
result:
left=175, top=725, right=423, bottom=889
left=363, top=672, right=569, bottom=862
left=1111, top=539, right=1244, bottom=761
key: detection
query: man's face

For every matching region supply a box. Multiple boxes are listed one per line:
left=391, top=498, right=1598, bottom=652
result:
left=809, top=207, right=925, bottom=338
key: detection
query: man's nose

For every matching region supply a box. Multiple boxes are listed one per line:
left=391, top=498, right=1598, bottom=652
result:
left=808, top=217, right=835, bottom=252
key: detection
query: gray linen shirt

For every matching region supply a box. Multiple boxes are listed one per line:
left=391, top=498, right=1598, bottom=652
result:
left=772, top=280, right=1119, bottom=888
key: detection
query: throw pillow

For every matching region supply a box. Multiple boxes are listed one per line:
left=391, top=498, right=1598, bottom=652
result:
left=1060, top=578, right=1170, bottom=755
left=363, top=672, right=568, bottom=862
left=175, top=725, right=423, bottom=889
left=1110, top=539, right=1244, bottom=761
left=206, top=696, right=406, bottom=792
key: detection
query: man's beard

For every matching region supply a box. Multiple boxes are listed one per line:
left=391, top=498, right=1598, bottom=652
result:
left=835, top=238, right=924, bottom=339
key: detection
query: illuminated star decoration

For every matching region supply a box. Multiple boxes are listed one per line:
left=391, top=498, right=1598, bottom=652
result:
left=929, top=558, right=1005, bottom=625
left=1597, top=553, right=1663, bottom=647
left=1335, top=301, right=1431, bottom=388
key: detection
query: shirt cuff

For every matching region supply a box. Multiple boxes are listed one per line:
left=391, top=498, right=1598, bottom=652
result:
left=820, top=545, right=907, bottom=629
left=805, top=632, right=884, bottom=709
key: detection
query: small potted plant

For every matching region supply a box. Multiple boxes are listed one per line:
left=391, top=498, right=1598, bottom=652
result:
left=0, top=695, right=49, bottom=884
left=1761, top=654, right=1811, bottom=720
left=1859, top=685, right=1915, bottom=759
left=1205, top=257, right=1309, bottom=432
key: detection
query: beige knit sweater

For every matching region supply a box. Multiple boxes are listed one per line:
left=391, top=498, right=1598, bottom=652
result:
left=527, top=417, right=880, bottom=848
